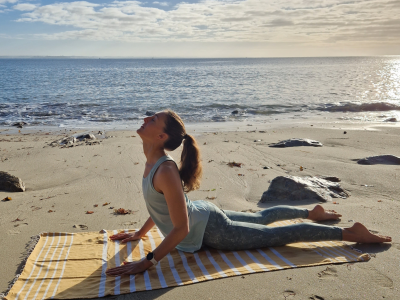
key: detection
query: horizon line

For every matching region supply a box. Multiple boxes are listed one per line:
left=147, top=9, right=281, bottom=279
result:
left=0, top=54, right=399, bottom=59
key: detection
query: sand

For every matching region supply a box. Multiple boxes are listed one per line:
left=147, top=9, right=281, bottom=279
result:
left=1, top=118, right=399, bottom=300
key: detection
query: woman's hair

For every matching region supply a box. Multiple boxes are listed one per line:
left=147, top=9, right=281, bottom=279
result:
left=163, top=109, right=202, bottom=192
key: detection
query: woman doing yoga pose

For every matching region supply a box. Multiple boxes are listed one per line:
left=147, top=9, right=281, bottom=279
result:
left=106, top=110, right=391, bottom=277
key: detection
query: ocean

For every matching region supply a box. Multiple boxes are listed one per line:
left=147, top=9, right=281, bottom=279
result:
left=0, top=57, right=399, bottom=128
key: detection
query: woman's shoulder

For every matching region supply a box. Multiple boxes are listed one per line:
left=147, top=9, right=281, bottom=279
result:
left=154, top=160, right=179, bottom=182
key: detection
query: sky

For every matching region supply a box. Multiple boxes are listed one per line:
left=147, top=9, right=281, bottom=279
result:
left=0, top=0, right=399, bottom=57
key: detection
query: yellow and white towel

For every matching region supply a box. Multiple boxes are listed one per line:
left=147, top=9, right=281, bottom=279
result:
left=5, top=220, right=370, bottom=299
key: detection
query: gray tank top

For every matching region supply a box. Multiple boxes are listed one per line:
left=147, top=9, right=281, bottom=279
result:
left=142, top=155, right=210, bottom=253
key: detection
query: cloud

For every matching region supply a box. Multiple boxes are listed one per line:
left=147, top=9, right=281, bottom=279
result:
left=13, top=3, right=37, bottom=11
left=10, top=0, right=400, bottom=45
left=153, top=1, right=168, bottom=6
left=0, top=0, right=17, bottom=4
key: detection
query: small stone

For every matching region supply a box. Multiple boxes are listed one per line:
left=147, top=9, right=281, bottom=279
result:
left=145, top=111, right=155, bottom=116
left=344, top=131, right=347, bottom=134
left=269, top=138, right=323, bottom=148
left=384, top=117, right=397, bottom=122
left=357, top=155, right=400, bottom=165
left=231, top=110, right=239, bottom=115
left=12, top=122, right=27, bottom=128
left=263, top=166, right=271, bottom=169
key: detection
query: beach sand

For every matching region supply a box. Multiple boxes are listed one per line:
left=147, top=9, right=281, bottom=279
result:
left=1, top=119, right=399, bottom=300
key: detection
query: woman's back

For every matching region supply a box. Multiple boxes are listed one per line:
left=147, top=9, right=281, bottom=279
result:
left=142, top=155, right=210, bottom=253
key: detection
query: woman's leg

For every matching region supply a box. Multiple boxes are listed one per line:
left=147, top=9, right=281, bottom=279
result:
left=202, top=204, right=391, bottom=251
left=223, top=205, right=342, bottom=225
left=222, top=205, right=309, bottom=225
left=203, top=204, right=342, bottom=251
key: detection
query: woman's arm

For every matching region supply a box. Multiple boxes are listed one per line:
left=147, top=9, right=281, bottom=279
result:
left=109, top=216, right=155, bottom=243
left=106, top=161, right=189, bottom=276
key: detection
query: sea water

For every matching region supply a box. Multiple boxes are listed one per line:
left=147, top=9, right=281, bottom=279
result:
left=0, top=57, right=399, bottom=128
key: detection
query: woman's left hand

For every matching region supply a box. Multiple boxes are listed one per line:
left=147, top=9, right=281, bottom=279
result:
left=105, top=259, right=152, bottom=276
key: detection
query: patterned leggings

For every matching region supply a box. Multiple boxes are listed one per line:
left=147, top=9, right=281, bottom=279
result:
left=202, top=202, right=342, bottom=251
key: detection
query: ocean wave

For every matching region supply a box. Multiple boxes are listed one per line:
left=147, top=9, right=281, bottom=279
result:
left=317, top=102, right=400, bottom=113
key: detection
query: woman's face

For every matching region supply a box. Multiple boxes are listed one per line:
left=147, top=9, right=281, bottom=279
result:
left=137, top=112, right=168, bottom=142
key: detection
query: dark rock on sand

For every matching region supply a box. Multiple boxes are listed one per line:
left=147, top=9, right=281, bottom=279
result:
left=0, top=171, right=25, bottom=192
left=318, top=176, right=341, bottom=182
left=76, top=133, right=96, bottom=140
left=357, top=155, right=400, bottom=165
left=269, top=138, right=323, bottom=148
left=260, top=175, right=349, bottom=203
left=12, top=122, right=27, bottom=128
left=384, top=117, right=397, bottom=122
left=145, top=111, right=155, bottom=116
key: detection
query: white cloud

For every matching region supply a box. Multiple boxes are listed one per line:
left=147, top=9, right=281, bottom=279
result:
left=13, top=3, right=37, bottom=11
left=12, top=0, right=400, bottom=45
left=0, top=0, right=18, bottom=4
left=153, top=1, right=168, bottom=6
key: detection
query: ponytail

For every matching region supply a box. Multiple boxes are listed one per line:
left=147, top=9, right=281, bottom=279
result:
left=180, top=134, right=202, bottom=192
left=163, top=110, right=203, bottom=192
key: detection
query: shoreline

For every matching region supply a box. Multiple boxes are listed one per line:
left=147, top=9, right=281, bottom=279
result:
left=1, top=118, right=399, bottom=299
left=1, top=113, right=399, bottom=136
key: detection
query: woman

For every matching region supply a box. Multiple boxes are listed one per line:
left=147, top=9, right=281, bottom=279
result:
left=106, top=110, right=391, bottom=277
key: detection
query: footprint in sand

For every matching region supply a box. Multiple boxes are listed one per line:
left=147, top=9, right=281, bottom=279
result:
left=393, top=243, right=400, bottom=251
left=358, top=265, right=393, bottom=288
left=317, top=266, right=338, bottom=280
left=8, top=229, right=21, bottom=235
left=120, top=221, right=137, bottom=227
left=282, top=290, right=296, bottom=299
left=309, top=296, right=325, bottom=300
left=14, top=223, right=28, bottom=228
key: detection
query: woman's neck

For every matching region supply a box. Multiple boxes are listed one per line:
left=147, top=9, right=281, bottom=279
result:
left=142, top=142, right=167, bottom=166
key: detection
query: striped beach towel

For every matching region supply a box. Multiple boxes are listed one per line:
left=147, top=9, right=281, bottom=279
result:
left=5, top=220, right=370, bottom=299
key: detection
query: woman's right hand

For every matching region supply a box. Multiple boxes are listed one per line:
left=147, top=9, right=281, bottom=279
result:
left=109, top=231, right=143, bottom=243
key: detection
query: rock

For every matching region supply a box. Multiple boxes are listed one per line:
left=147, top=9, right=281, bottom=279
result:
left=0, top=171, right=25, bottom=192
left=384, top=117, right=397, bottom=122
left=260, top=175, right=349, bottom=203
left=51, top=136, right=77, bottom=146
left=357, top=155, right=400, bottom=165
left=269, top=138, right=323, bottom=148
left=231, top=110, right=239, bottom=115
left=76, top=133, right=96, bottom=140
left=318, top=176, right=341, bottom=182
left=12, top=122, right=27, bottom=128
left=73, top=224, right=88, bottom=230
left=145, top=111, right=155, bottom=116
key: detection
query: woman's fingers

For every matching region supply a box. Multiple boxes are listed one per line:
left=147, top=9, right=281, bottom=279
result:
left=106, top=262, right=138, bottom=276
left=122, top=236, right=138, bottom=243
left=110, top=233, right=130, bottom=240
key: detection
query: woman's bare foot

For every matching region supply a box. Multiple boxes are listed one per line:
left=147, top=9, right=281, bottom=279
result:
left=342, top=222, right=392, bottom=243
left=308, top=204, right=342, bottom=221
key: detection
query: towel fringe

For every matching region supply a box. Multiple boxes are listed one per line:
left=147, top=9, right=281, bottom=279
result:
left=1, top=233, right=42, bottom=299
left=342, top=241, right=372, bottom=259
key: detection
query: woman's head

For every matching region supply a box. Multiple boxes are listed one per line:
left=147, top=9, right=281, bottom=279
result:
left=137, top=109, right=202, bottom=192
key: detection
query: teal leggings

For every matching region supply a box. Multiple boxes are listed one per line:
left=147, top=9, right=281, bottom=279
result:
left=202, top=202, right=342, bottom=251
